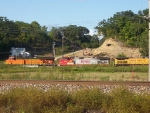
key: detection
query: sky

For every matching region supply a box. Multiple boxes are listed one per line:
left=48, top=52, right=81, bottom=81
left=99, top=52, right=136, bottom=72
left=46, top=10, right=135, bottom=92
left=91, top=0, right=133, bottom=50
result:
left=0, top=0, right=148, bottom=36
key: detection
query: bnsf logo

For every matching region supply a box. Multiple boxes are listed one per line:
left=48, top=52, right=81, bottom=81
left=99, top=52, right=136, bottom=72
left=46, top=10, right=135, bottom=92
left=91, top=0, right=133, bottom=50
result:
left=81, top=60, right=90, bottom=63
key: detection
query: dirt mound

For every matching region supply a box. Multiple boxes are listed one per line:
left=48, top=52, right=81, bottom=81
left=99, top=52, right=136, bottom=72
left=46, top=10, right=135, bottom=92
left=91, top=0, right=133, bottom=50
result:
left=93, top=38, right=141, bottom=58
left=72, top=38, right=141, bottom=59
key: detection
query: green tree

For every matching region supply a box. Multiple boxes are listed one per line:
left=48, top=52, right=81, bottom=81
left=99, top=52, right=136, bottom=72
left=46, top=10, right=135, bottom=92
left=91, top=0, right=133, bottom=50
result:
left=95, top=9, right=149, bottom=56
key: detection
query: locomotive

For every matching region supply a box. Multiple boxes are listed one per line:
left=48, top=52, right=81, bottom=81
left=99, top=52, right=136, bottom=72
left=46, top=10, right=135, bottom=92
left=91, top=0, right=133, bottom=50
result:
left=58, top=56, right=74, bottom=66
left=5, top=56, right=55, bottom=66
left=114, top=57, right=149, bottom=66
left=58, top=56, right=110, bottom=66
left=5, top=47, right=55, bottom=66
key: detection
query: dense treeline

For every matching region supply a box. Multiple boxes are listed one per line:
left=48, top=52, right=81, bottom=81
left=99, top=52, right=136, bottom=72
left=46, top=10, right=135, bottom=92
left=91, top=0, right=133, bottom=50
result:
left=0, top=17, right=54, bottom=57
left=95, top=9, right=149, bottom=56
left=0, top=8, right=149, bottom=58
left=49, top=25, right=99, bottom=55
left=0, top=17, right=99, bottom=57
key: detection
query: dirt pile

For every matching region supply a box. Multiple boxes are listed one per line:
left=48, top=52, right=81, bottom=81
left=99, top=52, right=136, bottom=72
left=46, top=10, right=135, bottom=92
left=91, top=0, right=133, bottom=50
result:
left=73, top=38, right=141, bottom=59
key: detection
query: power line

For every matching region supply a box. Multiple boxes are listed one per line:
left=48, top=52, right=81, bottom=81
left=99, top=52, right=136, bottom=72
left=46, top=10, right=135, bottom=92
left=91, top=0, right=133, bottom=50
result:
left=47, top=20, right=100, bottom=27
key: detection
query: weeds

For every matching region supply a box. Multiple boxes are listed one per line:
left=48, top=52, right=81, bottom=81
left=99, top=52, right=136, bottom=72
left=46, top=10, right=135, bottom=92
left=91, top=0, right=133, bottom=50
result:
left=0, top=86, right=150, bottom=113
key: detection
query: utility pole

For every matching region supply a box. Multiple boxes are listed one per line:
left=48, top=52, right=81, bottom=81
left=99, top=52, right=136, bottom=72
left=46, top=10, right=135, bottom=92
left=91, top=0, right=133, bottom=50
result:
left=148, top=0, right=150, bottom=81
left=61, top=32, right=64, bottom=58
left=143, top=1, right=150, bottom=81
left=16, top=48, right=18, bottom=59
left=52, top=42, right=55, bottom=58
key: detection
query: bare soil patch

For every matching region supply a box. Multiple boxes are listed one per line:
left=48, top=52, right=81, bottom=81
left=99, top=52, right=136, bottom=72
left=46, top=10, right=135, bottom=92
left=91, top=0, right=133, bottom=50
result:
left=68, top=38, right=141, bottom=59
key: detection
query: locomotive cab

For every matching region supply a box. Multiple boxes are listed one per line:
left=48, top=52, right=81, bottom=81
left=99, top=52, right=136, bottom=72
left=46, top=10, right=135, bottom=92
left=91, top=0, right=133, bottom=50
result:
left=58, top=56, right=74, bottom=66
left=114, top=57, right=129, bottom=66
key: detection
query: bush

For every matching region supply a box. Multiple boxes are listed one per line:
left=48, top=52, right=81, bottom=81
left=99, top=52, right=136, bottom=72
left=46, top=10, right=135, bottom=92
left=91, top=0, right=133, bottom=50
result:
left=0, top=87, right=150, bottom=113
left=71, top=88, right=111, bottom=112
left=109, top=86, right=150, bottom=113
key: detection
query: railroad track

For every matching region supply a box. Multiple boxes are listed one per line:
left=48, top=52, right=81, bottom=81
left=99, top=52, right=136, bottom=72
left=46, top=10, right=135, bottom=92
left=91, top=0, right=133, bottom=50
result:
left=0, top=80, right=150, bottom=86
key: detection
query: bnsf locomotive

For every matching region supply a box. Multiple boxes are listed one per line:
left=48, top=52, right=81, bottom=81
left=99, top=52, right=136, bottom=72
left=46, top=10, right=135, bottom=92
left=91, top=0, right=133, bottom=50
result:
left=5, top=56, right=55, bottom=66
left=5, top=47, right=55, bottom=66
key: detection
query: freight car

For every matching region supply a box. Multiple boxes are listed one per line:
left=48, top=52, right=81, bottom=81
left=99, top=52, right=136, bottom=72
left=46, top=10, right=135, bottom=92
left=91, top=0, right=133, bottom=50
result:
left=5, top=56, right=55, bottom=66
left=114, top=57, right=149, bottom=66
left=58, top=57, right=110, bottom=66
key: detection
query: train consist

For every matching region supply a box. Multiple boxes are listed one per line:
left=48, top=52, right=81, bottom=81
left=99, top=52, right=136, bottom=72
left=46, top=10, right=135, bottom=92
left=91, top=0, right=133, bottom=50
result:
left=4, top=54, right=149, bottom=66
left=5, top=56, right=149, bottom=66
left=4, top=47, right=149, bottom=66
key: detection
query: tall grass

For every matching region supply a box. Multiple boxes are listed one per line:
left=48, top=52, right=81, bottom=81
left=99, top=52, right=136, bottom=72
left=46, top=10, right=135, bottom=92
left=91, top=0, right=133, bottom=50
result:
left=0, top=86, right=150, bottom=113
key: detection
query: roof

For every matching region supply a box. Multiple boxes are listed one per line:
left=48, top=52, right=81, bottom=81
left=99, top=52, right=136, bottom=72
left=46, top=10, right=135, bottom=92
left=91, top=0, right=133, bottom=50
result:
left=11, top=47, right=26, bottom=52
left=10, top=47, right=26, bottom=56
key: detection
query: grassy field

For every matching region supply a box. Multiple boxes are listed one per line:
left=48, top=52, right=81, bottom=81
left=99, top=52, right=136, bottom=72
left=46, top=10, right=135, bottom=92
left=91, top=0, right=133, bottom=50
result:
left=0, top=60, right=148, bottom=81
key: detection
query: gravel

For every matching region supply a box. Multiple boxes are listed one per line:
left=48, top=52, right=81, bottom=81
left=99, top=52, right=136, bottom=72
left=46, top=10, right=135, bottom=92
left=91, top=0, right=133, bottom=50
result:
left=0, top=83, right=150, bottom=94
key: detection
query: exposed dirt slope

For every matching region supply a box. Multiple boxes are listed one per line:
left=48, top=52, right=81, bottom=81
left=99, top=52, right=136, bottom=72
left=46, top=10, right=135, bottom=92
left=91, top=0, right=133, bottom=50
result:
left=71, top=38, right=141, bottom=59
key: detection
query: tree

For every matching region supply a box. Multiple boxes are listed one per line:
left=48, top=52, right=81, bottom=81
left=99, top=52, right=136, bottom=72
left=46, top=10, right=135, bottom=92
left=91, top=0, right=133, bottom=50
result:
left=95, top=9, right=149, bottom=56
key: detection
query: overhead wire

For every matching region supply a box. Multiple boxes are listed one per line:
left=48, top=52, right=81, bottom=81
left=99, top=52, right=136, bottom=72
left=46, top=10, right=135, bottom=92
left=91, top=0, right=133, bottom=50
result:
left=47, top=20, right=100, bottom=29
left=0, top=0, right=145, bottom=34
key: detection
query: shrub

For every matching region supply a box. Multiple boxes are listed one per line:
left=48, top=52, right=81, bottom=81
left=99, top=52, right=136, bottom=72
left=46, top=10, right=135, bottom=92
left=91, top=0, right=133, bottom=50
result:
left=71, top=88, right=111, bottom=112
left=109, top=86, right=150, bottom=113
left=0, top=87, right=150, bottom=113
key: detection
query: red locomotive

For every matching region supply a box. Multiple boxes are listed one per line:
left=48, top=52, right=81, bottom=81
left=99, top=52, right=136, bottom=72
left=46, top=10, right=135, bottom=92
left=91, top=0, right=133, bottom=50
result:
left=58, top=56, right=74, bottom=66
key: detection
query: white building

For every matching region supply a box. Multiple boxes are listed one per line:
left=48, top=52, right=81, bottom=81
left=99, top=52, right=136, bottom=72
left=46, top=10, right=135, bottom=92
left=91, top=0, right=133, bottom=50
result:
left=10, top=47, right=31, bottom=58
